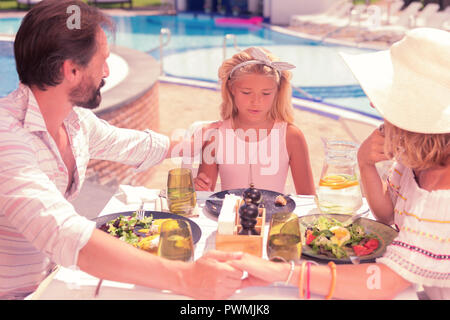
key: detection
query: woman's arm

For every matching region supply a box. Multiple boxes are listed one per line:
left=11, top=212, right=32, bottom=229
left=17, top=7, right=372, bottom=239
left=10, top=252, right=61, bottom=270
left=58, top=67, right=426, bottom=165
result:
left=233, top=253, right=412, bottom=300
left=358, top=129, right=394, bottom=225
left=286, top=124, right=315, bottom=195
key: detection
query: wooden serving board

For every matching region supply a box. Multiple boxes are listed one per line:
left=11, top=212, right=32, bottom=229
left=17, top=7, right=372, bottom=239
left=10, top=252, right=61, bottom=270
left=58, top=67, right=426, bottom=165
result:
left=215, top=200, right=266, bottom=257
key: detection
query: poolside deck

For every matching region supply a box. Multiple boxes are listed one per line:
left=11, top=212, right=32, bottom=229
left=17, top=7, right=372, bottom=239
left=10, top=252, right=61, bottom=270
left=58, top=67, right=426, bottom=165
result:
left=0, top=7, right=381, bottom=198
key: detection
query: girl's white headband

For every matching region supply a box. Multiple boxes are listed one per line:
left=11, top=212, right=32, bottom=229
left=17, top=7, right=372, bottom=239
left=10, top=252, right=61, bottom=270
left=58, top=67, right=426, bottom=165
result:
left=229, top=47, right=296, bottom=78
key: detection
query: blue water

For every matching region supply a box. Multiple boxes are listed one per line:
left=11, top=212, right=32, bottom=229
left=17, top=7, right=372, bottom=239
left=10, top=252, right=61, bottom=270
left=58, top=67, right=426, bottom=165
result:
left=0, top=40, right=17, bottom=98
left=0, top=13, right=380, bottom=118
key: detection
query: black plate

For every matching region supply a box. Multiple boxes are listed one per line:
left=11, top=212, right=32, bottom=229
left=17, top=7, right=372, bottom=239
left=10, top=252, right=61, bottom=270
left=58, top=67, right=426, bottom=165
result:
left=205, top=188, right=296, bottom=222
left=299, top=214, right=398, bottom=264
left=93, top=211, right=202, bottom=244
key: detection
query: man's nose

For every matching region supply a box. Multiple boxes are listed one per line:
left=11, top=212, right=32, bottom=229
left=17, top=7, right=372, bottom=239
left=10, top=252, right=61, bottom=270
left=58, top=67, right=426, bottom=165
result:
left=103, top=62, right=110, bottom=78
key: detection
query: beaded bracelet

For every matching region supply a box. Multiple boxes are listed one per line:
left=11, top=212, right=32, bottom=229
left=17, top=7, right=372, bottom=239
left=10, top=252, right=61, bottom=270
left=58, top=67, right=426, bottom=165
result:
left=306, top=262, right=311, bottom=299
left=298, top=261, right=307, bottom=299
left=284, top=260, right=295, bottom=286
left=304, top=260, right=318, bottom=299
left=325, top=261, right=337, bottom=300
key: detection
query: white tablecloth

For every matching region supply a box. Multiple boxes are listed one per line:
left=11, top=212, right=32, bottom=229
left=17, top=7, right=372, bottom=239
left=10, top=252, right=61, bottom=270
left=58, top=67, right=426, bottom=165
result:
left=32, top=187, right=418, bottom=300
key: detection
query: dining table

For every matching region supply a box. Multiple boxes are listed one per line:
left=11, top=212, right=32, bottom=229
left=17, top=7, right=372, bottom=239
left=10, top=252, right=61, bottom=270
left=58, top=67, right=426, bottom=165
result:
left=28, top=185, right=420, bottom=300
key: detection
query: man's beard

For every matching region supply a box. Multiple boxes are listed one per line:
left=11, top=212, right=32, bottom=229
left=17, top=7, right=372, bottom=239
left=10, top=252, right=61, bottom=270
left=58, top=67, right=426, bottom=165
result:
left=69, top=78, right=105, bottom=109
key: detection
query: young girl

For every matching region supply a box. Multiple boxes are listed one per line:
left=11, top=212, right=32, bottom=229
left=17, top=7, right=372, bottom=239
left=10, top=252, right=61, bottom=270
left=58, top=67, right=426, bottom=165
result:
left=230, top=28, right=450, bottom=299
left=194, top=47, right=315, bottom=195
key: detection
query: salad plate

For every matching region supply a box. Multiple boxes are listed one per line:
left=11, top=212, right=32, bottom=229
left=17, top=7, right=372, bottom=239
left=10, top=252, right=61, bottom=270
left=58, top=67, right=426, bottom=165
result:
left=204, top=188, right=295, bottom=222
left=93, top=211, right=202, bottom=244
left=299, top=214, right=398, bottom=264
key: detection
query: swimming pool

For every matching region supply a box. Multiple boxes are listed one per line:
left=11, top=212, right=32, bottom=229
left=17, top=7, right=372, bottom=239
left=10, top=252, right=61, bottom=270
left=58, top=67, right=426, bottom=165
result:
left=0, top=13, right=380, bottom=118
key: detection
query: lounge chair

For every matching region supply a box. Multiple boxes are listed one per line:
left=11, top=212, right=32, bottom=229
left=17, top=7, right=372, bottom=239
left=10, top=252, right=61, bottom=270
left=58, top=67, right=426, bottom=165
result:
left=88, top=0, right=132, bottom=9
left=290, top=0, right=349, bottom=27
left=411, top=3, right=440, bottom=27
left=298, top=2, right=355, bottom=34
left=382, top=0, right=406, bottom=25
left=357, top=1, right=425, bottom=43
left=416, top=7, right=450, bottom=28
left=345, top=2, right=438, bottom=40
left=317, top=4, right=368, bottom=36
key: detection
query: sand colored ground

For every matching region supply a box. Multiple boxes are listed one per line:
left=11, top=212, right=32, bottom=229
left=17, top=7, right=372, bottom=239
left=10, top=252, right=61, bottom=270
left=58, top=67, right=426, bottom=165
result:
left=148, top=82, right=356, bottom=191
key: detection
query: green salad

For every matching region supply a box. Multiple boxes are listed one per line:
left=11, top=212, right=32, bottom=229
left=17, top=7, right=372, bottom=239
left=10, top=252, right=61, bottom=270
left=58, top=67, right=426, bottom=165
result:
left=99, top=212, right=154, bottom=245
left=305, top=216, right=380, bottom=259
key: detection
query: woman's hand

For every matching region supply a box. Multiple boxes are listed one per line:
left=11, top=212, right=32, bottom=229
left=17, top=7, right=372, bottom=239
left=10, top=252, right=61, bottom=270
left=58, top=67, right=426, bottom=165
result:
left=229, top=253, right=289, bottom=286
left=357, top=126, right=395, bottom=224
left=358, top=127, right=389, bottom=168
left=180, top=250, right=244, bottom=299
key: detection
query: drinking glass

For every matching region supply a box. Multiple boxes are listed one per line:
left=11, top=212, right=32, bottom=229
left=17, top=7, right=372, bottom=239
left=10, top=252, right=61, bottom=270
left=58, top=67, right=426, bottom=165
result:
left=157, top=219, right=194, bottom=262
left=166, top=168, right=197, bottom=216
left=267, top=212, right=302, bottom=263
left=316, top=140, right=363, bottom=215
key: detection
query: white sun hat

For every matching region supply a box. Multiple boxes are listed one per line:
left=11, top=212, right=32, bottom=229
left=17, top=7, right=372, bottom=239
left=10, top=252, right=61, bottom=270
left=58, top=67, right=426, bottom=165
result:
left=340, top=28, right=450, bottom=134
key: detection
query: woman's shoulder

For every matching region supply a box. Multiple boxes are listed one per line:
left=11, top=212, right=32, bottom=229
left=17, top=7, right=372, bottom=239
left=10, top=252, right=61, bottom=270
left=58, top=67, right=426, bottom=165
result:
left=424, top=164, right=450, bottom=191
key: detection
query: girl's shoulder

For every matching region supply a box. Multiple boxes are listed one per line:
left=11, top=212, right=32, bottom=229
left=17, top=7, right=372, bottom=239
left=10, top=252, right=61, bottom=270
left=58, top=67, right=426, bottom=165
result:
left=285, top=123, right=306, bottom=139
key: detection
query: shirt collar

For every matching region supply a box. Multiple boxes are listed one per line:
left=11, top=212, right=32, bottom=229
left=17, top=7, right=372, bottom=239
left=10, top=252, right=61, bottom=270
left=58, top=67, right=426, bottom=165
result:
left=21, top=83, right=49, bottom=133
left=20, top=83, right=81, bottom=133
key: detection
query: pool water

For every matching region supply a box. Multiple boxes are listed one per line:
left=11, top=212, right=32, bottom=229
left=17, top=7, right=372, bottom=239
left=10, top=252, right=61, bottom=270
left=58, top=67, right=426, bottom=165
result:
left=0, top=40, right=18, bottom=98
left=0, top=13, right=380, bottom=118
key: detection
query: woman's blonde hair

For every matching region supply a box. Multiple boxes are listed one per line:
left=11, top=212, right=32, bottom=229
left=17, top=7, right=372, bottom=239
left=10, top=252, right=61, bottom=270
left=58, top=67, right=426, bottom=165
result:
left=218, top=47, right=294, bottom=123
left=384, top=121, right=450, bottom=170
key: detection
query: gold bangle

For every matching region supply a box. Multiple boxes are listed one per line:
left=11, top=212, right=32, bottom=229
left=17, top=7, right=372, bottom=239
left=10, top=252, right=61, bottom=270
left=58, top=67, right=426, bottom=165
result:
left=298, top=261, right=307, bottom=299
left=325, top=261, right=337, bottom=300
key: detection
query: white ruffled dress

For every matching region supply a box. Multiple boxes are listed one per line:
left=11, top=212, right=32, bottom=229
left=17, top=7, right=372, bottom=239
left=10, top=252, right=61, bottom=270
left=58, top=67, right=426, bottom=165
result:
left=376, top=162, right=450, bottom=300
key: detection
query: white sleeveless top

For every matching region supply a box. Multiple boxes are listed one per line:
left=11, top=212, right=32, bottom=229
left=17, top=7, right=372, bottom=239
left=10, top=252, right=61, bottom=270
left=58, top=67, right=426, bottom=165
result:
left=376, top=161, right=450, bottom=299
left=214, top=119, right=290, bottom=193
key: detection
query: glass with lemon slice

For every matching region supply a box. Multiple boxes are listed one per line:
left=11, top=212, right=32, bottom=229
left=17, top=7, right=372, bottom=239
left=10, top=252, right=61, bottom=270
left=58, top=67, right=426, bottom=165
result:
left=267, top=212, right=302, bottom=262
left=317, top=140, right=363, bottom=214
left=157, top=220, right=194, bottom=261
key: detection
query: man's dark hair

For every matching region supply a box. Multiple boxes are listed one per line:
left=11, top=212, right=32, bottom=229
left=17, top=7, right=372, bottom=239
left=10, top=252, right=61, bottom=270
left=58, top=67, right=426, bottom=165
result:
left=14, top=0, right=114, bottom=90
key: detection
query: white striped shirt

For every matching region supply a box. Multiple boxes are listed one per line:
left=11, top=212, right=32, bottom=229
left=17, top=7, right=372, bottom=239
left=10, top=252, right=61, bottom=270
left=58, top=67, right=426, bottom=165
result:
left=0, top=84, right=169, bottom=298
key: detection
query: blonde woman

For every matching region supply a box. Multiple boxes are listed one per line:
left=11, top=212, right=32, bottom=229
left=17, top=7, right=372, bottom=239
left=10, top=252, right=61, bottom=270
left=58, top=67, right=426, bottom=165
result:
left=230, top=28, right=450, bottom=300
left=194, top=47, right=315, bottom=195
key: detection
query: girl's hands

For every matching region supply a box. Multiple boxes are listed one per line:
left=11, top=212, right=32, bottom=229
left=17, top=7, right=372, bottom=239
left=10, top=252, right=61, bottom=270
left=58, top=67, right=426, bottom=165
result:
left=357, top=127, right=390, bottom=168
left=194, top=172, right=213, bottom=191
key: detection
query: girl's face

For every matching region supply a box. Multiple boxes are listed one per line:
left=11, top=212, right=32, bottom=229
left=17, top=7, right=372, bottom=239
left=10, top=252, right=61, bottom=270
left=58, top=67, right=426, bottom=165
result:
left=230, top=73, right=278, bottom=124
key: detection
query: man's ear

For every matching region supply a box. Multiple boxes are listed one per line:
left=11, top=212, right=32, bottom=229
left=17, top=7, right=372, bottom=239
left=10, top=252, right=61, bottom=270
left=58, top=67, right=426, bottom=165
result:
left=62, top=60, right=80, bottom=83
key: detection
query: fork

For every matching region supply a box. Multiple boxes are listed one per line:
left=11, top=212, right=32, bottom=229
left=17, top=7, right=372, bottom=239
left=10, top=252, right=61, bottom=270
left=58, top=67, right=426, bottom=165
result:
left=136, top=201, right=145, bottom=220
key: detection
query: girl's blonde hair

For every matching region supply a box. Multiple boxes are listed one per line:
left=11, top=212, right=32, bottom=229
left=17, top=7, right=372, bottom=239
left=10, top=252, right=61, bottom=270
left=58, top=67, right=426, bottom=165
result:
left=384, top=121, right=450, bottom=170
left=218, top=47, right=294, bottom=124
